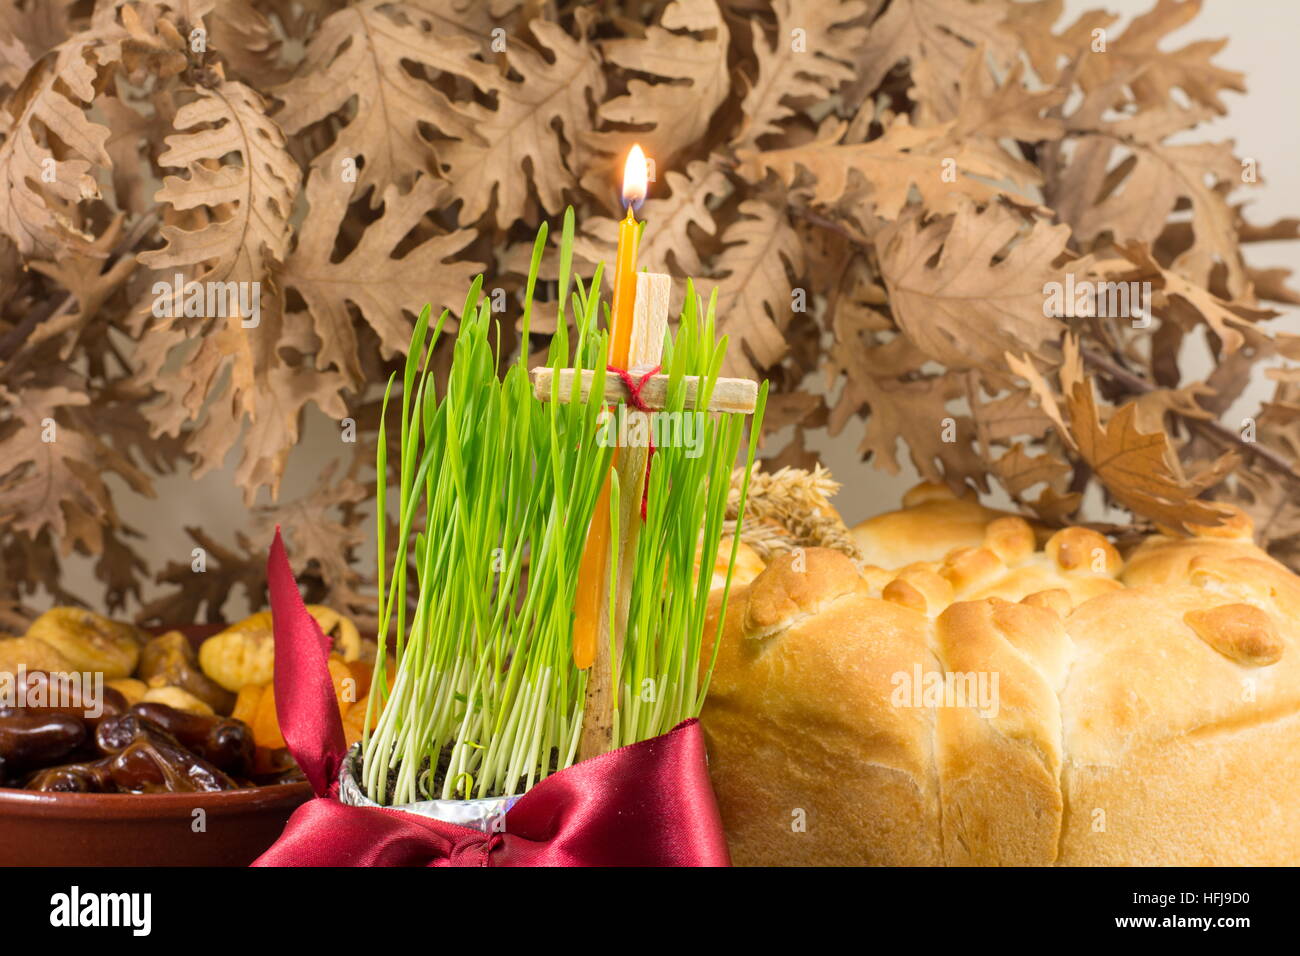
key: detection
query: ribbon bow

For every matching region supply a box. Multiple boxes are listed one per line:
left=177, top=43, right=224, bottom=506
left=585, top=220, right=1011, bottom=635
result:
left=251, top=528, right=731, bottom=867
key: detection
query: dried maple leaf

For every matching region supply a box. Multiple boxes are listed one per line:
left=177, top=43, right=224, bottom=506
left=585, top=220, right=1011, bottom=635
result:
left=275, top=1, right=490, bottom=202
left=734, top=0, right=867, bottom=149
left=440, top=19, right=602, bottom=228
left=1059, top=337, right=1237, bottom=532
left=709, top=200, right=804, bottom=375
left=282, top=170, right=481, bottom=387
left=0, top=38, right=113, bottom=256
left=877, top=202, right=1069, bottom=370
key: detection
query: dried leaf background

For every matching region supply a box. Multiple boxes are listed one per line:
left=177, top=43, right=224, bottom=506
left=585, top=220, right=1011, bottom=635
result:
left=0, top=0, right=1297, bottom=626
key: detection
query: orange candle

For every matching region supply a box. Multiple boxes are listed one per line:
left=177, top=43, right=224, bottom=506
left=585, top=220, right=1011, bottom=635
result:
left=573, top=145, right=647, bottom=670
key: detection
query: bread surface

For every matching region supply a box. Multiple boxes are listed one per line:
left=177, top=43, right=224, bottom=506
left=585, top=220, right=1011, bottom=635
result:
left=702, top=484, right=1300, bottom=865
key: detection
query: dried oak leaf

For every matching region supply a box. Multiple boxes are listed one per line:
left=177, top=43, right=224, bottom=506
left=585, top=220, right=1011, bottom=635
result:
left=733, top=0, right=867, bottom=149
left=876, top=202, right=1068, bottom=370
left=969, top=384, right=1054, bottom=448
left=1004, top=0, right=1115, bottom=85
left=847, top=0, right=1017, bottom=122
left=95, top=523, right=148, bottom=613
left=208, top=0, right=288, bottom=85
left=441, top=19, right=602, bottom=228
left=274, top=1, right=490, bottom=203
left=709, top=199, right=804, bottom=376
left=857, top=374, right=978, bottom=484
left=235, top=362, right=351, bottom=501
left=138, top=76, right=300, bottom=290
left=826, top=320, right=982, bottom=484
left=1003, top=351, right=1072, bottom=447
left=990, top=442, right=1069, bottom=493
left=1070, top=0, right=1245, bottom=115
left=249, top=461, right=370, bottom=621
left=282, top=170, right=481, bottom=387
left=593, top=0, right=729, bottom=168
left=573, top=158, right=730, bottom=280
left=0, top=385, right=152, bottom=554
left=134, top=75, right=310, bottom=500
left=1052, top=85, right=1248, bottom=298
left=403, top=0, right=513, bottom=40
left=25, top=215, right=137, bottom=358
left=1059, top=338, right=1237, bottom=532
left=1131, top=381, right=1217, bottom=435
left=0, top=0, right=78, bottom=91
left=137, top=527, right=265, bottom=626
left=1112, top=241, right=1274, bottom=354
left=738, top=114, right=1015, bottom=223
left=0, top=38, right=112, bottom=256
left=940, top=56, right=1064, bottom=187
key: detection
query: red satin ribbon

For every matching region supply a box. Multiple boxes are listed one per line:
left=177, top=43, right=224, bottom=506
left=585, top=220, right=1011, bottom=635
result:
left=606, top=363, right=661, bottom=520
left=252, top=528, right=731, bottom=867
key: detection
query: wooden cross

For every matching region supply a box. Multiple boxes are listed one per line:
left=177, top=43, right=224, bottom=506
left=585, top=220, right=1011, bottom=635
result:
left=530, top=271, right=759, bottom=760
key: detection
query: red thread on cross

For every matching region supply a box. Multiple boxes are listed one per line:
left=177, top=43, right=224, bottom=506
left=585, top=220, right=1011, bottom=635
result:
left=607, top=364, right=661, bottom=519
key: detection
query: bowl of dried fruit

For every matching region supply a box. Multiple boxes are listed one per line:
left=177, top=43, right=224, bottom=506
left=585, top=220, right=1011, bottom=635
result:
left=0, top=606, right=380, bottom=866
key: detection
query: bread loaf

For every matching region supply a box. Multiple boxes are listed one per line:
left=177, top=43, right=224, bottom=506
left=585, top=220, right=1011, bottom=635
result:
left=701, top=483, right=1300, bottom=865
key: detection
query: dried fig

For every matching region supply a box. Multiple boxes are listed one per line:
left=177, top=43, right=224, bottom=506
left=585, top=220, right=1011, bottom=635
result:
left=199, top=605, right=361, bottom=692
left=0, top=636, right=75, bottom=677
left=25, top=608, right=140, bottom=679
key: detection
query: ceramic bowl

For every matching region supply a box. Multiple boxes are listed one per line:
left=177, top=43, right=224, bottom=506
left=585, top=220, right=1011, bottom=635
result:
left=0, top=781, right=312, bottom=866
left=0, top=624, right=311, bottom=866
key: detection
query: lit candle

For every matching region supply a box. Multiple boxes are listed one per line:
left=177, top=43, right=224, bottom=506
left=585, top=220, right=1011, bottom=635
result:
left=573, top=145, right=648, bottom=671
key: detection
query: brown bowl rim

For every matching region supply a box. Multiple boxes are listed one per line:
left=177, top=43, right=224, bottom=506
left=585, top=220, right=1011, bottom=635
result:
left=0, top=780, right=314, bottom=818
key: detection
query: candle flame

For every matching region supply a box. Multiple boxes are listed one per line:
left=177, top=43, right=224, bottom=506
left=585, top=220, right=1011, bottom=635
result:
left=622, top=144, right=648, bottom=212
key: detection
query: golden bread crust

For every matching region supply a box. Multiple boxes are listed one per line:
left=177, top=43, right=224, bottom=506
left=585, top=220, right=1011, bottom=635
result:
left=703, top=482, right=1300, bottom=865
